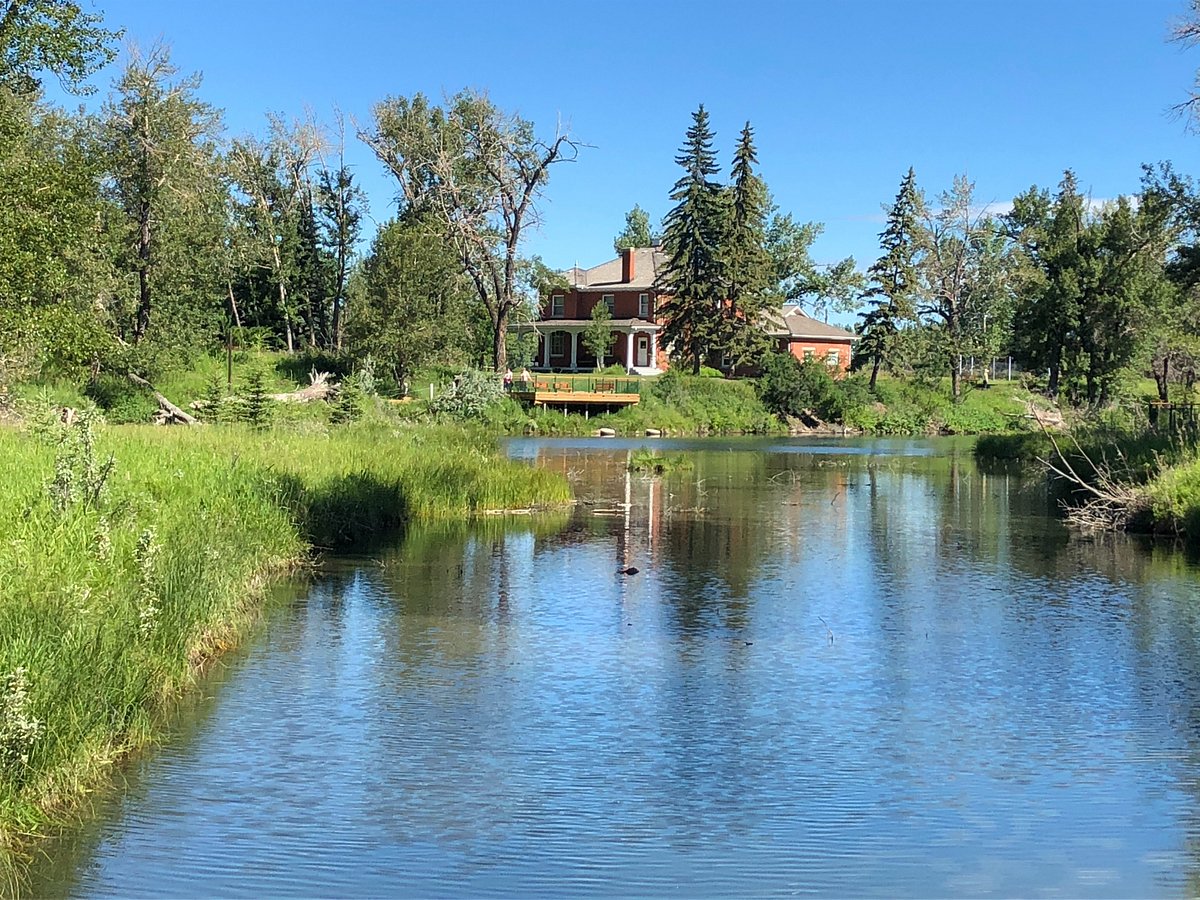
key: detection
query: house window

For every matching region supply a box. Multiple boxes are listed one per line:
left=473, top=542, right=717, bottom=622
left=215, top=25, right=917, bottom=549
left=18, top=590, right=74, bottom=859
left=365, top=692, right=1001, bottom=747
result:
left=638, top=293, right=650, bottom=318
left=550, top=295, right=564, bottom=318
left=602, top=294, right=615, bottom=314
left=550, top=332, right=565, bottom=356
left=826, top=349, right=840, bottom=367
left=803, top=348, right=815, bottom=361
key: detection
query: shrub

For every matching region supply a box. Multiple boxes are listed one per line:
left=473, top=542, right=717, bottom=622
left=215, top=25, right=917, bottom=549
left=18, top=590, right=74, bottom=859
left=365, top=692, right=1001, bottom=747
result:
left=84, top=375, right=157, bottom=425
left=756, top=353, right=865, bottom=424
left=429, top=369, right=505, bottom=419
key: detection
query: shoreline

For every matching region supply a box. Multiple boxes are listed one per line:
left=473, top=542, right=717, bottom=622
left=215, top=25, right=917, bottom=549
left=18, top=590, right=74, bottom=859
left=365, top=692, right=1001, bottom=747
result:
left=0, top=423, right=571, bottom=875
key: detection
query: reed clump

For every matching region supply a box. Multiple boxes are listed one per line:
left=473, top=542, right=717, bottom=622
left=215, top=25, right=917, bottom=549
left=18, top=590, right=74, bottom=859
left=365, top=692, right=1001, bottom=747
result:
left=0, top=420, right=569, bottom=861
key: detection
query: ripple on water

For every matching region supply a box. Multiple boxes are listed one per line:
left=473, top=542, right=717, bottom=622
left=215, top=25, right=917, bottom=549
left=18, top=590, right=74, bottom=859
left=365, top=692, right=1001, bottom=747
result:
left=26, top=440, right=1200, bottom=898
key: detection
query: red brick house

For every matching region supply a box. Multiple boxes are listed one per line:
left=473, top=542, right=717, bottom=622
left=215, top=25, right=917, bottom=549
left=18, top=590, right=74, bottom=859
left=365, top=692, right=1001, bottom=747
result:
left=511, top=247, right=668, bottom=374
left=762, top=307, right=857, bottom=373
left=511, top=247, right=856, bottom=374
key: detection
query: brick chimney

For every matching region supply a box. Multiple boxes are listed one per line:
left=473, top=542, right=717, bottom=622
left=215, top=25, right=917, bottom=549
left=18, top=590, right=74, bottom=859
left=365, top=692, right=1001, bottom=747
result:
left=621, top=247, right=635, bottom=284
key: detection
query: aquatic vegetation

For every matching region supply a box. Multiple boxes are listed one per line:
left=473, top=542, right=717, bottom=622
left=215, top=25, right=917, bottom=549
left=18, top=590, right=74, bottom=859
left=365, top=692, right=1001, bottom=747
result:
left=627, top=448, right=693, bottom=475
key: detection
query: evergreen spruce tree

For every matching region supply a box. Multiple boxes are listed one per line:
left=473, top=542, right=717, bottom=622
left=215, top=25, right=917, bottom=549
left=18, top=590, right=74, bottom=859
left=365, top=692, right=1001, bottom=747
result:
left=723, top=122, right=773, bottom=370
left=201, top=371, right=224, bottom=423
left=656, top=105, right=727, bottom=374
left=856, top=167, right=924, bottom=389
left=294, top=190, right=332, bottom=348
left=242, top=368, right=272, bottom=428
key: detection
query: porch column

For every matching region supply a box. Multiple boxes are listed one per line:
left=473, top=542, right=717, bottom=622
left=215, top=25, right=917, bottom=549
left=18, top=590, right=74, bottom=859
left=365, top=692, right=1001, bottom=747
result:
left=541, top=332, right=550, bottom=368
left=626, top=331, right=634, bottom=369
left=570, top=331, right=578, bottom=370
left=650, top=332, right=658, bottom=370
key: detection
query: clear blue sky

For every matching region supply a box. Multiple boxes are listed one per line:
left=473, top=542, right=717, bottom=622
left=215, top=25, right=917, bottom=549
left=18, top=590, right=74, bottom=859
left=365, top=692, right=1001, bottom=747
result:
left=69, top=0, right=1200, bottom=280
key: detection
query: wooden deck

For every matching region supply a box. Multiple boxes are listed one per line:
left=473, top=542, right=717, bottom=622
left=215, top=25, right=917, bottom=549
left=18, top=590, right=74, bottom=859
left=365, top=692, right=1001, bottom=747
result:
left=512, top=384, right=640, bottom=409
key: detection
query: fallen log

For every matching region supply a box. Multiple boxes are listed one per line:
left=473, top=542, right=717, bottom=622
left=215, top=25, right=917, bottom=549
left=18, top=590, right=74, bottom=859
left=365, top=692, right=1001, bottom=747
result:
left=271, top=369, right=334, bottom=403
left=128, top=373, right=200, bottom=425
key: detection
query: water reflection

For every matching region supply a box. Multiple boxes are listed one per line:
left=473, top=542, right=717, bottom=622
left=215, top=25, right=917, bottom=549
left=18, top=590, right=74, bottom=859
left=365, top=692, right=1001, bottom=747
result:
left=24, top=438, right=1200, bottom=898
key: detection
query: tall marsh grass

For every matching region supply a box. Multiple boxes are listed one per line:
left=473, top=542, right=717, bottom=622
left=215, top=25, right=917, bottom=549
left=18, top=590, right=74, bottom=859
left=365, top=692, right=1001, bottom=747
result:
left=0, top=420, right=569, bottom=863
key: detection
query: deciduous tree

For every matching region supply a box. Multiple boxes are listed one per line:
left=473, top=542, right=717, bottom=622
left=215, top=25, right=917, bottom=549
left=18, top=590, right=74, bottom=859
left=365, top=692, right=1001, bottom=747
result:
left=613, top=204, right=655, bottom=252
left=361, top=90, right=579, bottom=370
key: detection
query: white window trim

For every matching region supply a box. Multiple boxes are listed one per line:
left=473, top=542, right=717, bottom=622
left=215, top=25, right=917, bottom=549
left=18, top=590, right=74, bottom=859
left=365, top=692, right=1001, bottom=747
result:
left=826, top=349, right=840, bottom=366
left=550, top=295, right=564, bottom=318
left=638, top=293, right=649, bottom=318
left=602, top=294, right=615, bottom=314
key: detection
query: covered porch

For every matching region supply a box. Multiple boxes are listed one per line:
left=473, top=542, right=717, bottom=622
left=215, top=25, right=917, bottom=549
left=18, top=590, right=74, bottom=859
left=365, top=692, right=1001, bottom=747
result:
left=509, top=319, right=662, bottom=375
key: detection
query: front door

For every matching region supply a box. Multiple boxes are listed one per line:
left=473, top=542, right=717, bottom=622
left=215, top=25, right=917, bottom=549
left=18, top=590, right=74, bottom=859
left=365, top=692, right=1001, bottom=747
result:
left=636, top=335, right=650, bottom=368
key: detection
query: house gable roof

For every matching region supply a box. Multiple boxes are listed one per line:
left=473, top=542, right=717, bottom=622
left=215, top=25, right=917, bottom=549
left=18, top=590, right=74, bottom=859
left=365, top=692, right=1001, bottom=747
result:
left=762, top=306, right=858, bottom=341
left=565, top=247, right=666, bottom=291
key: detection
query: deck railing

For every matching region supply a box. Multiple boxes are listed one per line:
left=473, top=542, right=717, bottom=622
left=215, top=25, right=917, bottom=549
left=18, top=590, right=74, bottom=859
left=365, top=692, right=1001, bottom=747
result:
left=511, top=374, right=643, bottom=395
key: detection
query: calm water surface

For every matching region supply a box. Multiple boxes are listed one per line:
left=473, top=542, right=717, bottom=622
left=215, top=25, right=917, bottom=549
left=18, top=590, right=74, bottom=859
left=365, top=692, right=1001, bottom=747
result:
left=27, top=437, right=1200, bottom=897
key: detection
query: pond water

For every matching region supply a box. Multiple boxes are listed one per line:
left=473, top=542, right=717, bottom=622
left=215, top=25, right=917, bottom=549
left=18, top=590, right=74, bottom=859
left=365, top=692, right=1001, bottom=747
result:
left=26, top=438, right=1200, bottom=897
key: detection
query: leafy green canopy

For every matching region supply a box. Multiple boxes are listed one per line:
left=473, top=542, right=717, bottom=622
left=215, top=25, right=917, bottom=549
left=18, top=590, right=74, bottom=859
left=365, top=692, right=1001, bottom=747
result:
left=0, top=0, right=120, bottom=95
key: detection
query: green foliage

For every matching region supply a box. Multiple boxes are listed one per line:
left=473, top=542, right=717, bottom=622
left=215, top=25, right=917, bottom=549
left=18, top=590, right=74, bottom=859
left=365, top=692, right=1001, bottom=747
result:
left=43, top=411, right=114, bottom=514
left=613, top=204, right=656, bottom=252
left=658, top=105, right=728, bottom=374
left=0, top=0, right=121, bottom=96
left=84, top=374, right=157, bottom=424
left=722, top=122, right=773, bottom=369
left=1147, top=457, right=1200, bottom=538
left=346, top=214, right=481, bottom=384
left=856, top=167, right=924, bottom=386
left=200, top=372, right=225, bottom=423
left=362, top=89, right=577, bottom=369
left=242, top=368, right=273, bottom=428
left=1007, top=170, right=1177, bottom=406
left=331, top=374, right=365, bottom=425
left=917, top=174, right=1009, bottom=399
left=974, top=432, right=1052, bottom=464
left=756, top=353, right=863, bottom=423
left=429, top=369, right=504, bottom=419
left=628, top=448, right=693, bottom=474
left=582, top=301, right=614, bottom=367
left=104, top=44, right=227, bottom=347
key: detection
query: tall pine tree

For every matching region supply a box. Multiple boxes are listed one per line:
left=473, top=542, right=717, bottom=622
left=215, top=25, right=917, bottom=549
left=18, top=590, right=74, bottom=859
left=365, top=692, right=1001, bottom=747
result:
left=656, top=105, right=727, bottom=374
left=855, top=167, right=923, bottom=389
left=722, top=121, right=773, bottom=370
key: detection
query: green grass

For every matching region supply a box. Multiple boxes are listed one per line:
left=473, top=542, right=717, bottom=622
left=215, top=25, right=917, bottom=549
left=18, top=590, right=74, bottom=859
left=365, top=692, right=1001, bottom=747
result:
left=0, top=419, right=569, bottom=865
left=478, top=372, right=783, bottom=437
left=627, top=448, right=694, bottom=474
left=1146, top=457, right=1200, bottom=537
left=860, top=376, right=1031, bottom=435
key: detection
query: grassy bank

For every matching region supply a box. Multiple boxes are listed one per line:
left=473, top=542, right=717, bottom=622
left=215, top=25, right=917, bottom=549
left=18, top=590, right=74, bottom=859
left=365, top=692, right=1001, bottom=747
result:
left=0, top=420, right=569, bottom=861
left=480, top=371, right=783, bottom=437
left=975, top=423, right=1200, bottom=542
left=469, top=372, right=1036, bottom=438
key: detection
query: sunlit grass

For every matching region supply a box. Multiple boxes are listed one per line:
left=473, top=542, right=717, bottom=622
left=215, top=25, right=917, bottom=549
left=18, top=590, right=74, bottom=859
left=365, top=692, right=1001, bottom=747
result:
left=0, top=420, right=569, bottom=865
